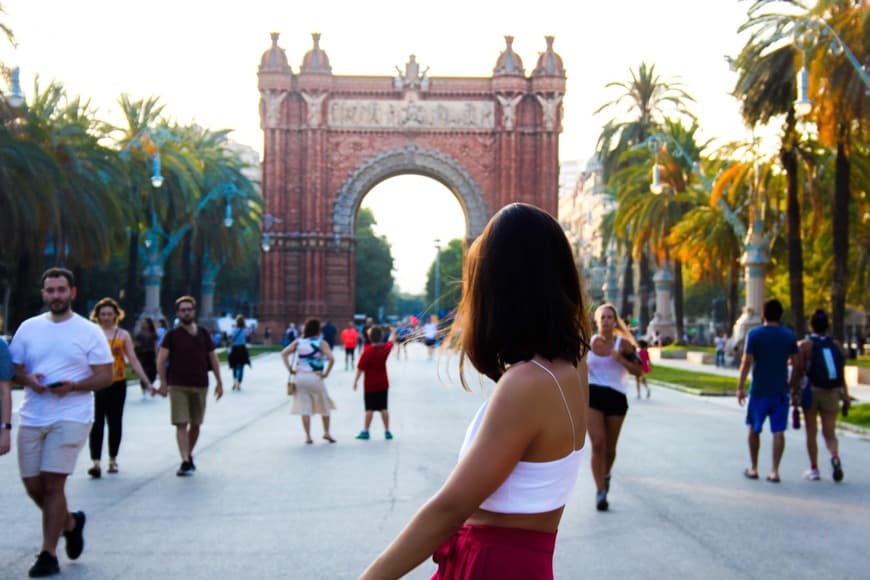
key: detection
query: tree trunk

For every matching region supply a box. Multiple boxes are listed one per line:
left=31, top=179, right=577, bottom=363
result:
left=10, top=251, right=33, bottom=331
left=620, top=253, right=634, bottom=318
left=639, top=251, right=652, bottom=331
left=192, top=237, right=204, bottom=305
left=181, top=231, right=193, bottom=296
left=124, top=231, right=140, bottom=324
left=674, top=259, right=684, bottom=340
left=831, top=134, right=850, bottom=343
left=781, top=142, right=805, bottom=335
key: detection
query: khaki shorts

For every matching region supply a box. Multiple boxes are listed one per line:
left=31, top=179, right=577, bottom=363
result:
left=808, top=387, right=843, bottom=413
left=18, top=421, right=91, bottom=478
left=169, top=385, right=208, bottom=426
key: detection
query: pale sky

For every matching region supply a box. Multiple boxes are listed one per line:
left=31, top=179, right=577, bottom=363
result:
left=2, top=0, right=760, bottom=294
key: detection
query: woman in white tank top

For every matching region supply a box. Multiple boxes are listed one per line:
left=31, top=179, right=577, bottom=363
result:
left=362, top=203, right=591, bottom=580
left=587, top=304, right=643, bottom=512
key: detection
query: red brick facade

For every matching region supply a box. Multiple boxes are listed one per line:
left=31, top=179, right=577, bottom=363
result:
left=257, top=34, right=566, bottom=333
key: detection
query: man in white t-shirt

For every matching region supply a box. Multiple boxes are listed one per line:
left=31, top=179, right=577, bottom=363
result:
left=423, top=316, right=439, bottom=360
left=10, top=268, right=113, bottom=578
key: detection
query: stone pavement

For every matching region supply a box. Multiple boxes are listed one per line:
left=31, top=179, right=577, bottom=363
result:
left=1, top=343, right=868, bottom=579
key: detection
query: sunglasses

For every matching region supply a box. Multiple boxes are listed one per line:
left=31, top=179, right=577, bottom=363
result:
left=177, top=307, right=195, bottom=313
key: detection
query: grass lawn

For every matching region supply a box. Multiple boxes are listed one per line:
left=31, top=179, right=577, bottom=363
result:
left=215, top=344, right=282, bottom=363
left=662, top=344, right=716, bottom=354
left=649, top=365, right=735, bottom=394
left=850, top=356, right=870, bottom=368
left=840, top=402, right=870, bottom=429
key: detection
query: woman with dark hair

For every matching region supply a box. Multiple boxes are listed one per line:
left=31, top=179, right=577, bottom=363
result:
left=87, top=298, right=154, bottom=477
left=228, top=315, right=251, bottom=391
left=362, top=203, right=590, bottom=580
left=133, top=317, right=158, bottom=400
left=790, top=309, right=850, bottom=482
left=587, top=303, right=643, bottom=511
left=281, top=318, right=336, bottom=444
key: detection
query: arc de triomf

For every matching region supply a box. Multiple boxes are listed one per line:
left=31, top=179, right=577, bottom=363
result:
left=257, top=33, right=566, bottom=333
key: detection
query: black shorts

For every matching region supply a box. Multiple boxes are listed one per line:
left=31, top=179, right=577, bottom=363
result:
left=345, top=347, right=356, bottom=356
left=589, top=384, right=628, bottom=417
left=424, top=338, right=437, bottom=347
left=364, top=390, right=388, bottom=411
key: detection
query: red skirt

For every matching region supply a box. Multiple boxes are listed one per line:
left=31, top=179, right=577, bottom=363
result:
left=431, top=525, right=557, bottom=579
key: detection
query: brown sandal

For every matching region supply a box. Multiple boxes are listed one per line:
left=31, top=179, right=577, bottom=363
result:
left=323, top=435, right=336, bottom=444
left=108, top=461, right=119, bottom=474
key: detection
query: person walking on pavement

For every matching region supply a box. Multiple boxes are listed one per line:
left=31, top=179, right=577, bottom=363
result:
left=354, top=325, right=395, bottom=440
left=362, top=203, right=590, bottom=579
left=714, top=331, right=727, bottom=367
left=340, top=321, right=359, bottom=370
left=790, top=309, right=850, bottom=482
left=0, top=337, right=13, bottom=456
left=156, top=296, right=224, bottom=476
left=736, top=299, right=797, bottom=483
left=587, top=303, right=643, bottom=511
left=228, top=315, right=251, bottom=391
left=321, top=319, right=338, bottom=349
left=9, top=268, right=113, bottom=577
left=281, top=318, right=336, bottom=444
left=133, top=317, right=159, bottom=401
left=86, top=298, right=153, bottom=479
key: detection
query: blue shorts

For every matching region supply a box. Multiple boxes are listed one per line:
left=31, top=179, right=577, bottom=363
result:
left=745, top=394, right=789, bottom=433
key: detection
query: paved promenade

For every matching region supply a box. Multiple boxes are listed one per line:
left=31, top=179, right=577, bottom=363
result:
left=1, top=343, right=868, bottom=579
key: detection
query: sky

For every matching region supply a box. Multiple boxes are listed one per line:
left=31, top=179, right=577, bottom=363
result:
left=1, top=0, right=761, bottom=294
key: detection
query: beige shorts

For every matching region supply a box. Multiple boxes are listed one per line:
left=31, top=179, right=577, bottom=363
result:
left=17, top=421, right=91, bottom=478
left=808, top=387, right=843, bottom=413
left=169, top=385, right=208, bottom=426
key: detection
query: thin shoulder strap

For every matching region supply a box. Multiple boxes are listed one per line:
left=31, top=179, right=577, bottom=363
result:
left=529, top=359, right=577, bottom=451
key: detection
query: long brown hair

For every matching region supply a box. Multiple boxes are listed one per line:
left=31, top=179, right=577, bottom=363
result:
left=448, top=203, right=591, bottom=389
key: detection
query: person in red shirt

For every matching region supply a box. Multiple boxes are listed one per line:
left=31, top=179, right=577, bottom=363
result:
left=340, top=321, right=360, bottom=371
left=353, top=325, right=394, bottom=440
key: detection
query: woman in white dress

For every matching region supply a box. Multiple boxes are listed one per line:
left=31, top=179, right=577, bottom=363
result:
left=282, top=318, right=336, bottom=444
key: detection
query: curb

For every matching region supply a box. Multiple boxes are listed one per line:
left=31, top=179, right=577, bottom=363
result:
left=650, top=380, right=870, bottom=438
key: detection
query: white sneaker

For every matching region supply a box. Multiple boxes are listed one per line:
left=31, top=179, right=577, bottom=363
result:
left=803, top=469, right=821, bottom=481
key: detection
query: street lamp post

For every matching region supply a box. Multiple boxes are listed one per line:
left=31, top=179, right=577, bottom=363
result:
left=261, top=214, right=283, bottom=253
left=433, top=239, right=441, bottom=318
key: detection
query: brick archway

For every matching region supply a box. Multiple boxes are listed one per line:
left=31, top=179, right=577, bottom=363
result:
left=331, top=145, right=488, bottom=239
left=257, top=33, right=566, bottom=331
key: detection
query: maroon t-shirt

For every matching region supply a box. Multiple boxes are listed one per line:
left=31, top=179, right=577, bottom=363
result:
left=357, top=342, right=393, bottom=392
left=163, top=325, right=214, bottom=387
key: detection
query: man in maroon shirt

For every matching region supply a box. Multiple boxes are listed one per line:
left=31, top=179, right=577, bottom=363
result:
left=353, top=326, right=395, bottom=440
left=156, top=296, right=224, bottom=476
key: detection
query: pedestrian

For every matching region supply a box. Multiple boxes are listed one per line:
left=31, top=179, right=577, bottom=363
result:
left=156, top=318, right=169, bottom=346
left=281, top=318, right=336, bottom=444
left=715, top=331, right=727, bottom=367
left=86, top=298, right=154, bottom=479
left=264, top=326, right=272, bottom=345
left=155, top=296, right=224, bottom=477
left=321, top=319, right=338, bottom=349
left=361, top=317, right=375, bottom=349
left=635, top=339, right=652, bottom=399
left=340, top=321, right=359, bottom=370
left=423, top=315, right=438, bottom=360
left=362, top=203, right=590, bottom=579
left=283, top=322, right=298, bottom=348
left=394, top=321, right=411, bottom=360
left=736, top=299, right=798, bottom=483
left=228, top=315, right=252, bottom=391
left=587, top=303, right=643, bottom=511
left=133, top=317, right=159, bottom=400
left=790, top=309, right=850, bottom=482
left=9, top=267, right=113, bottom=577
left=354, top=325, right=395, bottom=440
left=0, top=336, right=12, bottom=456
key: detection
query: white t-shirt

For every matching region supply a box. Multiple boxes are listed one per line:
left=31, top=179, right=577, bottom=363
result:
left=423, top=322, right=438, bottom=340
left=9, top=313, right=113, bottom=427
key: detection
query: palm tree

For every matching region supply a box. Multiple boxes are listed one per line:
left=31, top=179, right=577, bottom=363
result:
left=734, top=0, right=814, bottom=334
left=595, top=62, right=695, bottom=330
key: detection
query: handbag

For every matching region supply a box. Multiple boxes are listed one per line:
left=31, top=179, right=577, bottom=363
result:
left=287, top=371, right=296, bottom=396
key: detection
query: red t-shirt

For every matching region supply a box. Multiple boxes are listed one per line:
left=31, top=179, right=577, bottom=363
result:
left=341, top=327, right=359, bottom=349
left=357, top=342, right=393, bottom=392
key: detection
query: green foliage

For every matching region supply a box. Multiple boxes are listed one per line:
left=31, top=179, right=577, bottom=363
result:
left=839, top=403, right=870, bottom=429
left=425, top=238, right=464, bottom=316
left=649, top=366, right=735, bottom=394
left=355, top=208, right=395, bottom=317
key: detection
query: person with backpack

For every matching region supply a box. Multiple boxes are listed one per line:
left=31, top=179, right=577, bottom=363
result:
left=790, top=309, right=850, bottom=482
left=281, top=318, right=336, bottom=444
left=228, top=315, right=252, bottom=391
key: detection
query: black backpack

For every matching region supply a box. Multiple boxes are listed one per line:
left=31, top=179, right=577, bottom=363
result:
left=807, top=336, right=845, bottom=389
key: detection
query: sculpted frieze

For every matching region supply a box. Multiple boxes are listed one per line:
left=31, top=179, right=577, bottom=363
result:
left=327, top=98, right=495, bottom=130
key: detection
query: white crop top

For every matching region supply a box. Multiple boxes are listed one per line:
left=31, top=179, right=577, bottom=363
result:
left=458, top=360, right=584, bottom=514
left=587, top=335, right=629, bottom=395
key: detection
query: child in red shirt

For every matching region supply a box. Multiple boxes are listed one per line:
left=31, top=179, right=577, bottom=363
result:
left=636, top=339, right=652, bottom=399
left=354, top=326, right=394, bottom=440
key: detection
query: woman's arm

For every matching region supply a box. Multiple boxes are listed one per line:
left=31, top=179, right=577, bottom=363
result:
left=320, top=342, right=335, bottom=378
left=616, top=341, right=643, bottom=377
left=0, top=379, right=10, bottom=455
left=361, top=371, right=542, bottom=579
left=122, top=330, right=152, bottom=390
left=281, top=341, right=298, bottom=372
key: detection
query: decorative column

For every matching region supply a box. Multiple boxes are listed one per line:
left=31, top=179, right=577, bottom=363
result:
left=730, top=216, right=768, bottom=347
left=646, top=261, right=677, bottom=342
left=199, top=253, right=223, bottom=330
left=141, top=253, right=164, bottom=323
left=603, top=245, right=619, bottom=305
